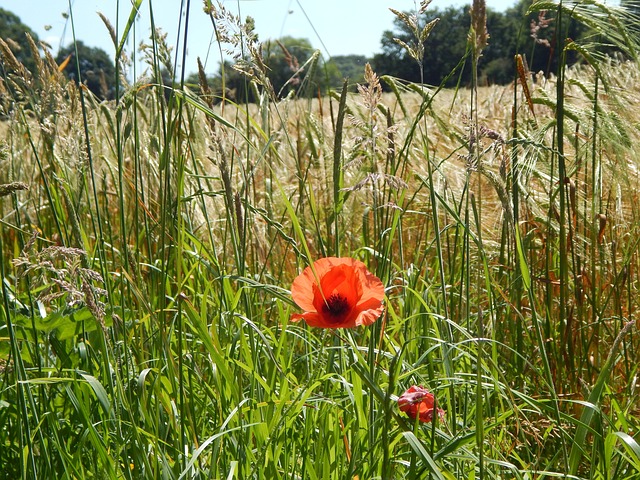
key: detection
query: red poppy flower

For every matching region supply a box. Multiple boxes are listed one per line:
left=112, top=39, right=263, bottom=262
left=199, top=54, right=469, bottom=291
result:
left=398, top=385, right=444, bottom=423
left=290, top=257, right=384, bottom=328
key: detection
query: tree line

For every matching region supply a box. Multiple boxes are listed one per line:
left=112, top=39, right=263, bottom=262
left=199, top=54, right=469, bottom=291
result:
left=0, top=0, right=630, bottom=102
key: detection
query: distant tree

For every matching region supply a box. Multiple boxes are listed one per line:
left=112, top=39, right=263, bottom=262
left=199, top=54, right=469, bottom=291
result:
left=218, top=59, right=255, bottom=103
left=372, top=6, right=471, bottom=87
left=319, top=58, right=343, bottom=91
left=505, top=0, right=591, bottom=77
left=325, top=55, right=369, bottom=88
left=56, top=41, right=116, bottom=100
left=478, top=8, right=522, bottom=84
left=261, top=36, right=319, bottom=98
left=0, top=8, right=40, bottom=74
left=370, top=0, right=592, bottom=87
left=185, top=65, right=238, bottom=104
left=214, top=36, right=331, bottom=102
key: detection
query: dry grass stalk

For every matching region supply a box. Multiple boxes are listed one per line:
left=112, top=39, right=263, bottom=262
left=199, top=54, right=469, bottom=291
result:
left=516, top=54, right=535, bottom=117
left=13, top=243, right=107, bottom=318
left=0, top=38, right=29, bottom=79
left=531, top=10, right=553, bottom=48
left=357, top=63, right=382, bottom=115
left=470, top=0, right=489, bottom=51
left=0, top=182, right=29, bottom=197
left=389, top=4, right=439, bottom=64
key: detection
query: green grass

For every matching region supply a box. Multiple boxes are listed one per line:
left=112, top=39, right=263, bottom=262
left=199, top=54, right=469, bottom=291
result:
left=1, top=0, right=640, bottom=478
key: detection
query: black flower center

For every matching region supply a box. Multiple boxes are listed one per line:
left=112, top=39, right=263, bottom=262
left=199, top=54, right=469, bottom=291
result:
left=322, top=293, right=350, bottom=320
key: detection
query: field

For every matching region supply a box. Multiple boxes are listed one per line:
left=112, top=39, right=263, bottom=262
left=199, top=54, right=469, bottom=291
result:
left=1, top=1, right=640, bottom=479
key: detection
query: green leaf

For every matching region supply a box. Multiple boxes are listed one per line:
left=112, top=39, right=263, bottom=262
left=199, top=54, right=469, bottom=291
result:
left=568, top=321, right=635, bottom=474
left=77, top=370, right=112, bottom=417
left=609, top=431, right=640, bottom=468
left=402, top=431, right=447, bottom=480
left=116, top=0, right=143, bottom=60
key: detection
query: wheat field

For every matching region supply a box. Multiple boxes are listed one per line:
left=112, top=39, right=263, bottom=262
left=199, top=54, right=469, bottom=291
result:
left=1, top=1, right=640, bottom=478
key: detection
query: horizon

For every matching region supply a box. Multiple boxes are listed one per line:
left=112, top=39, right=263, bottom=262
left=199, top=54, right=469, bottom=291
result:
left=3, top=0, right=518, bottom=75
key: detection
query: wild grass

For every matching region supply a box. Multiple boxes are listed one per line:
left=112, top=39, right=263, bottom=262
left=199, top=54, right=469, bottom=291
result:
left=1, top=0, right=640, bottom=478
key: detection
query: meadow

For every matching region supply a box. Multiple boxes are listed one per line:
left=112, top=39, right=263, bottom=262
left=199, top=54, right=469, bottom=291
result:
left=0, top=0, right=640, bottom=478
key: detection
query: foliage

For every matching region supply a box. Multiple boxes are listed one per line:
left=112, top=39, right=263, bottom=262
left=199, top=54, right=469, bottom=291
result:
left=56, top=40, right=117, bottom=100
left=189, top=39, right=358, bottom=103
left=325, top=54, right=369, bottom=86
left=0, top=8, right=40, bottom=74
left=371, top=0, right=594, bottom=87
left=261, top=36, right=316, bottom=98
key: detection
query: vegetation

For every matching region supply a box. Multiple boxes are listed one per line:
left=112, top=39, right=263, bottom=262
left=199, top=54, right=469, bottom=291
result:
left=371, top=0, right=591, bottom=86
left=0, top=8, right=40, bottom=75
left=1, top=0, right=640, bottom=479
left=326, top=54, right=369, bottom=86
left=55, top=40, right=117, bottom=100
left=0, top=10, right=117, bottom=100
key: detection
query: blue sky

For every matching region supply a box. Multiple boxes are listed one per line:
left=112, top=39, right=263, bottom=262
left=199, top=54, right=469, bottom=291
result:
left=2, top=0, right=517, bottom=73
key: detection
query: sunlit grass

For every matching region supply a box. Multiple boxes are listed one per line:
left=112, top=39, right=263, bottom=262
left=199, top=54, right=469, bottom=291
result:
left=0, top=0, right=639, bottom=479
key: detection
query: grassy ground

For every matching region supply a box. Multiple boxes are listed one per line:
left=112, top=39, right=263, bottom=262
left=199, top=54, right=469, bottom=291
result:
left=1, top=1, right=640, bottom=479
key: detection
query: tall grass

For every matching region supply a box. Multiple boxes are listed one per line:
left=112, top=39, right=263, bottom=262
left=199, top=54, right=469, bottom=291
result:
left=1, top=0, right=639, bottom=478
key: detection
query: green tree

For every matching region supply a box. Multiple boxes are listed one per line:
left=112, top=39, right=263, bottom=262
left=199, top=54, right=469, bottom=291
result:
left=216, top=36, right=333, bottom=102
left=507, top=0, right=594, bottom=77
left=0, top=8, right=40, bottom=74
left=219, top=59, right=256, bottom=103
left=56, top=40, right=116, bottom=100
left=261, top=36, right=319, bottom=98
left=325, top=55, right=369, bottom=88
left=370, top=0, right=592, bottom=87
left=372, top=6, right=471, bottom=87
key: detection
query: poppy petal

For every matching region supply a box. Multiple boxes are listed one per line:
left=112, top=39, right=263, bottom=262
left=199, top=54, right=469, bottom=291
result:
left=397, top=385, right=444, bottom=423
left=291, top=311, right=321, bottom=325
left=320, top=264, right=361, bottom=305
left=291, top=257, right=353, bottom=311
left=290, top=257, right=385, bottom=329
left=352, top=301, right=385, bottom=326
